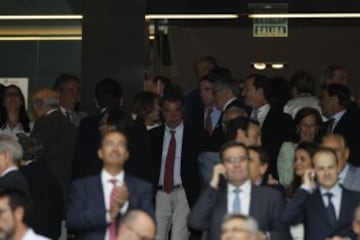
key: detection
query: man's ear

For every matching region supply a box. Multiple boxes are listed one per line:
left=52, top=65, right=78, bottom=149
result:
left=14, top=206, right=24, bottom=222
left=236, top=129, right=246, bottom=142
left=97, top=149, right=103, bottom=161
left=260, top=163, right=269, bottom=175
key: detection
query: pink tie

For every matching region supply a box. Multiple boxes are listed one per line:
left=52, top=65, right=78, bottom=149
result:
left=109, top=179, right=117, bottom=240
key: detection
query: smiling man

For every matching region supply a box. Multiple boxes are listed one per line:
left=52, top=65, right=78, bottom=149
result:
left=188, top=141, right=290, bottom=240
left=66, top=130, right=154, bottom=240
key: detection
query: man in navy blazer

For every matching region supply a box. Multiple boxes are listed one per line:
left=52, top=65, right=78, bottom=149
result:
left=66, top=130, right=154, bottom=240
left=188, top=141, right=290, bottom=240
left=281, top=147, right=360, bottom=240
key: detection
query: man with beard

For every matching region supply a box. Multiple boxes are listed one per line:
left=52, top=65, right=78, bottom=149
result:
left=66, top=130, right=154, bottom=240
left=0, top=187, right=49, bottom=240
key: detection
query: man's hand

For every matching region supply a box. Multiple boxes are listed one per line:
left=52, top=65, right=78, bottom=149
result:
left=109, top=184, right=128, bottom=220
left=302, top=169, right=316, bottom=190
left=210, top=164, right=226, bottom=189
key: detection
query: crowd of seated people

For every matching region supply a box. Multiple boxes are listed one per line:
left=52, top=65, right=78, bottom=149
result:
left=0, top=57, right=360, bottom=240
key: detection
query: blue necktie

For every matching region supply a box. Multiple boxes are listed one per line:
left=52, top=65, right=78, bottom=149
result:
left=233, top=188, right=241, bottom=213
left=324, top=192, right=336, bottom=226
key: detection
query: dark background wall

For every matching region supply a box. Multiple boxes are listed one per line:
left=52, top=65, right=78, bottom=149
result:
left=164, top=25, right=360, bottom=96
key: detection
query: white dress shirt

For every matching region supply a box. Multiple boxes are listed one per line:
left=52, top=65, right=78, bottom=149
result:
left=319, top=184, right=342, bottom=219
left=158, top=122, right=184, bottom=186
left=1, top=166, right=18, bottom=177
left=227, top=180, right=251, bottom=215
left=101, top=169, right=129, bottom=240
left=22, top=228, right=50, bottom=240
left=251, top=103, right=270, bottom=127
left=223, top=97, right=237, bottom=111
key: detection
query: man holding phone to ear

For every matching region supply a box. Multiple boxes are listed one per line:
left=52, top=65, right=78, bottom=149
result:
left=281, top=147, right=360, bottom=240
left=188, top=141, right=291, bottom=240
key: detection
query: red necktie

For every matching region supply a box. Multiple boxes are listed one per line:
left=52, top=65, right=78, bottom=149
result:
left=205, top=108, right=213, bottom=135
left=109, top=179, right=117, bottom=240
left=164, top=130, right=176, bottom=193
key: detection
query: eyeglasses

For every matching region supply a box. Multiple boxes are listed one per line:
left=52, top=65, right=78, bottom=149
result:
left=224, top=156, right=249, bottom=164
left=126, top=224, right=154, bottom=240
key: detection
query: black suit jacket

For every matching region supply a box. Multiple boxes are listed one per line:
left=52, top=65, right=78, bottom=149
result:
left=209, top=98, right=250, bottom=151
left=31, top=110, right=76, bottom=198
left=72, top=113, right=104, bottom=179
left=20, top=161, right=63, bottom=239
left=261, top=106, right=295, bottom=179
left=322, top=107, right=360, bottom=166
left=281, top=187, right=360, bottom=240
left=0, top=169, right=29, bottom=196
left=188, top=183, right=291, bottom=240
left=149, top=124, right=207, bottom=206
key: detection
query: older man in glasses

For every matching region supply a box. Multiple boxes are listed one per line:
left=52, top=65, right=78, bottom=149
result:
left=188, top=141, right=290, bottom=240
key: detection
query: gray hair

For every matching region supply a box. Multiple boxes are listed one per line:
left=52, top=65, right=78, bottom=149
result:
left=213, top=79, right=239, bottom=97
left=0, top=135, right=23, bottom=165
left=222, top=213, right=259, bottom=233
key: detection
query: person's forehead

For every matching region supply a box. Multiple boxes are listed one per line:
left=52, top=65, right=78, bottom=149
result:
left=313, top=152, right=336, bottom=165
left=224, top=146, right=247, bottom=155
left=102, top=132, right=127, bottom=142
left=224, top=218, right=246, bottom=228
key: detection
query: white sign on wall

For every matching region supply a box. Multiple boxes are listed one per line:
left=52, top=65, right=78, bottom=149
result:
left=0, top=78, right=29, bottom=109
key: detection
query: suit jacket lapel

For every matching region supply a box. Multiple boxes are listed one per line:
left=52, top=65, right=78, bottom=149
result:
left=313, top=190, right=334, bottom=228
left=249, top=185, right=262, bottom=218
left=336, top=188, right=352, bottom=230
left=95, top=175, right=106, bottom=212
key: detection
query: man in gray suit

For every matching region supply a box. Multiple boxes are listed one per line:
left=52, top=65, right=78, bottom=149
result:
left=321, top=134, right=360, bottom=191
left=188, top=141, right=290, bottom=240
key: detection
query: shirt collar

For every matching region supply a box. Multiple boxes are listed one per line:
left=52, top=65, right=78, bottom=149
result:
left=101, top=168, right=125, bottom=185
left=223, top=97, right=237, bottom=111
left=46, top=108, right=58, bottom=115
left=338, top=163, right=349, bottom=184
left=165, top=121, right=184, bottom=132
left=1, top=166, right=18, bottom=177
left=331, top=109, right=346, bottom=123
left=228, top=179, right=252, bottom=194
left=319, top=183, right=342, bottom=196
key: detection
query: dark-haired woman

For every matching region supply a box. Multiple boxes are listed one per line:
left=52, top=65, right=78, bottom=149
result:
left=0, top=85, right=33, bottom=138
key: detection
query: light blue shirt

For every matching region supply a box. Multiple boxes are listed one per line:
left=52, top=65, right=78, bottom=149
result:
left=320, top=184, right=342, bottom=219
left=204, top=107, right=221, bottom=131
left=158, top=121, right=184, bottom=186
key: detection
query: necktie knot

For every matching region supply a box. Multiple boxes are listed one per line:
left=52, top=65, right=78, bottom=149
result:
left=207, top=108, right=213, bottom=115
left=233, top=188, right=241, bottom=194
left=109, top=178, right=117, bottom=186
left=327, top=118, right=335, bottom=133
left=252, top=109, right=260, bottom=121
left=324, top=192, right=333, bottom=201
left=170, top=130, right=176, bottom=136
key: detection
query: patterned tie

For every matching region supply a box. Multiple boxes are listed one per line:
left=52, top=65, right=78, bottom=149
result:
left=164, top=130, right=176, bottom=193
left=205, top=108, right=213, bottom=135
left=233, top=188, right=241, bottom=213
left=324, top=192, right=337, bottom=226
left=65, top=110, right=73, bottom=123
left=109, top=179, right=118, bottom=240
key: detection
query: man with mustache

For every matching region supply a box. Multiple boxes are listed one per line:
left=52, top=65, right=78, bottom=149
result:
left=66, top=130, right=154, bottom=240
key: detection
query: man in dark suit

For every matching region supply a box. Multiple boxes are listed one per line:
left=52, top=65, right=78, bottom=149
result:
left=66, top=130, right=154, bottom=240
left=0, top=135, right=29, bottom=195
left=53, top=73, right=88, bottom=127
left=281, top=147, right=360, bottom=240
left=242, top=74, right=295, bottom=179
left=17, top=134, right=63, bottom=240
left=72, top=78, right=123, bottom=179
left=150, top=94, right=207, bottom=239
left=320, top=83, right=360, bottom=166
left=188, top=141, right=290, bottom=240
left=31, top=88, right=76, bottom=200
left=210, top=77, right=250, bottom=151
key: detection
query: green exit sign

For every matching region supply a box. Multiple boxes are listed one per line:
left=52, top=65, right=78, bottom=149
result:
left=253, top=18, right=288, bottom=37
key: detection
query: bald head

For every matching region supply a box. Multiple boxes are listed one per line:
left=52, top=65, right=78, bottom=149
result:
left=320, top=134, right=349, bottom=172
left=117, top=210, right=156, bottom=240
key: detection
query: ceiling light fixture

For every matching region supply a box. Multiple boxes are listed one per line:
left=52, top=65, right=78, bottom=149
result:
left=0, top=15, right=83, bottom=20
left=145, top=14, right=238, bottom=20
left=271, top=63, right=285, bottom=69
left=253, top=63, right=267, bottom=70
left=0, top=36, right=82, bottom=41
left=249, top=13, right=360, bottom=19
